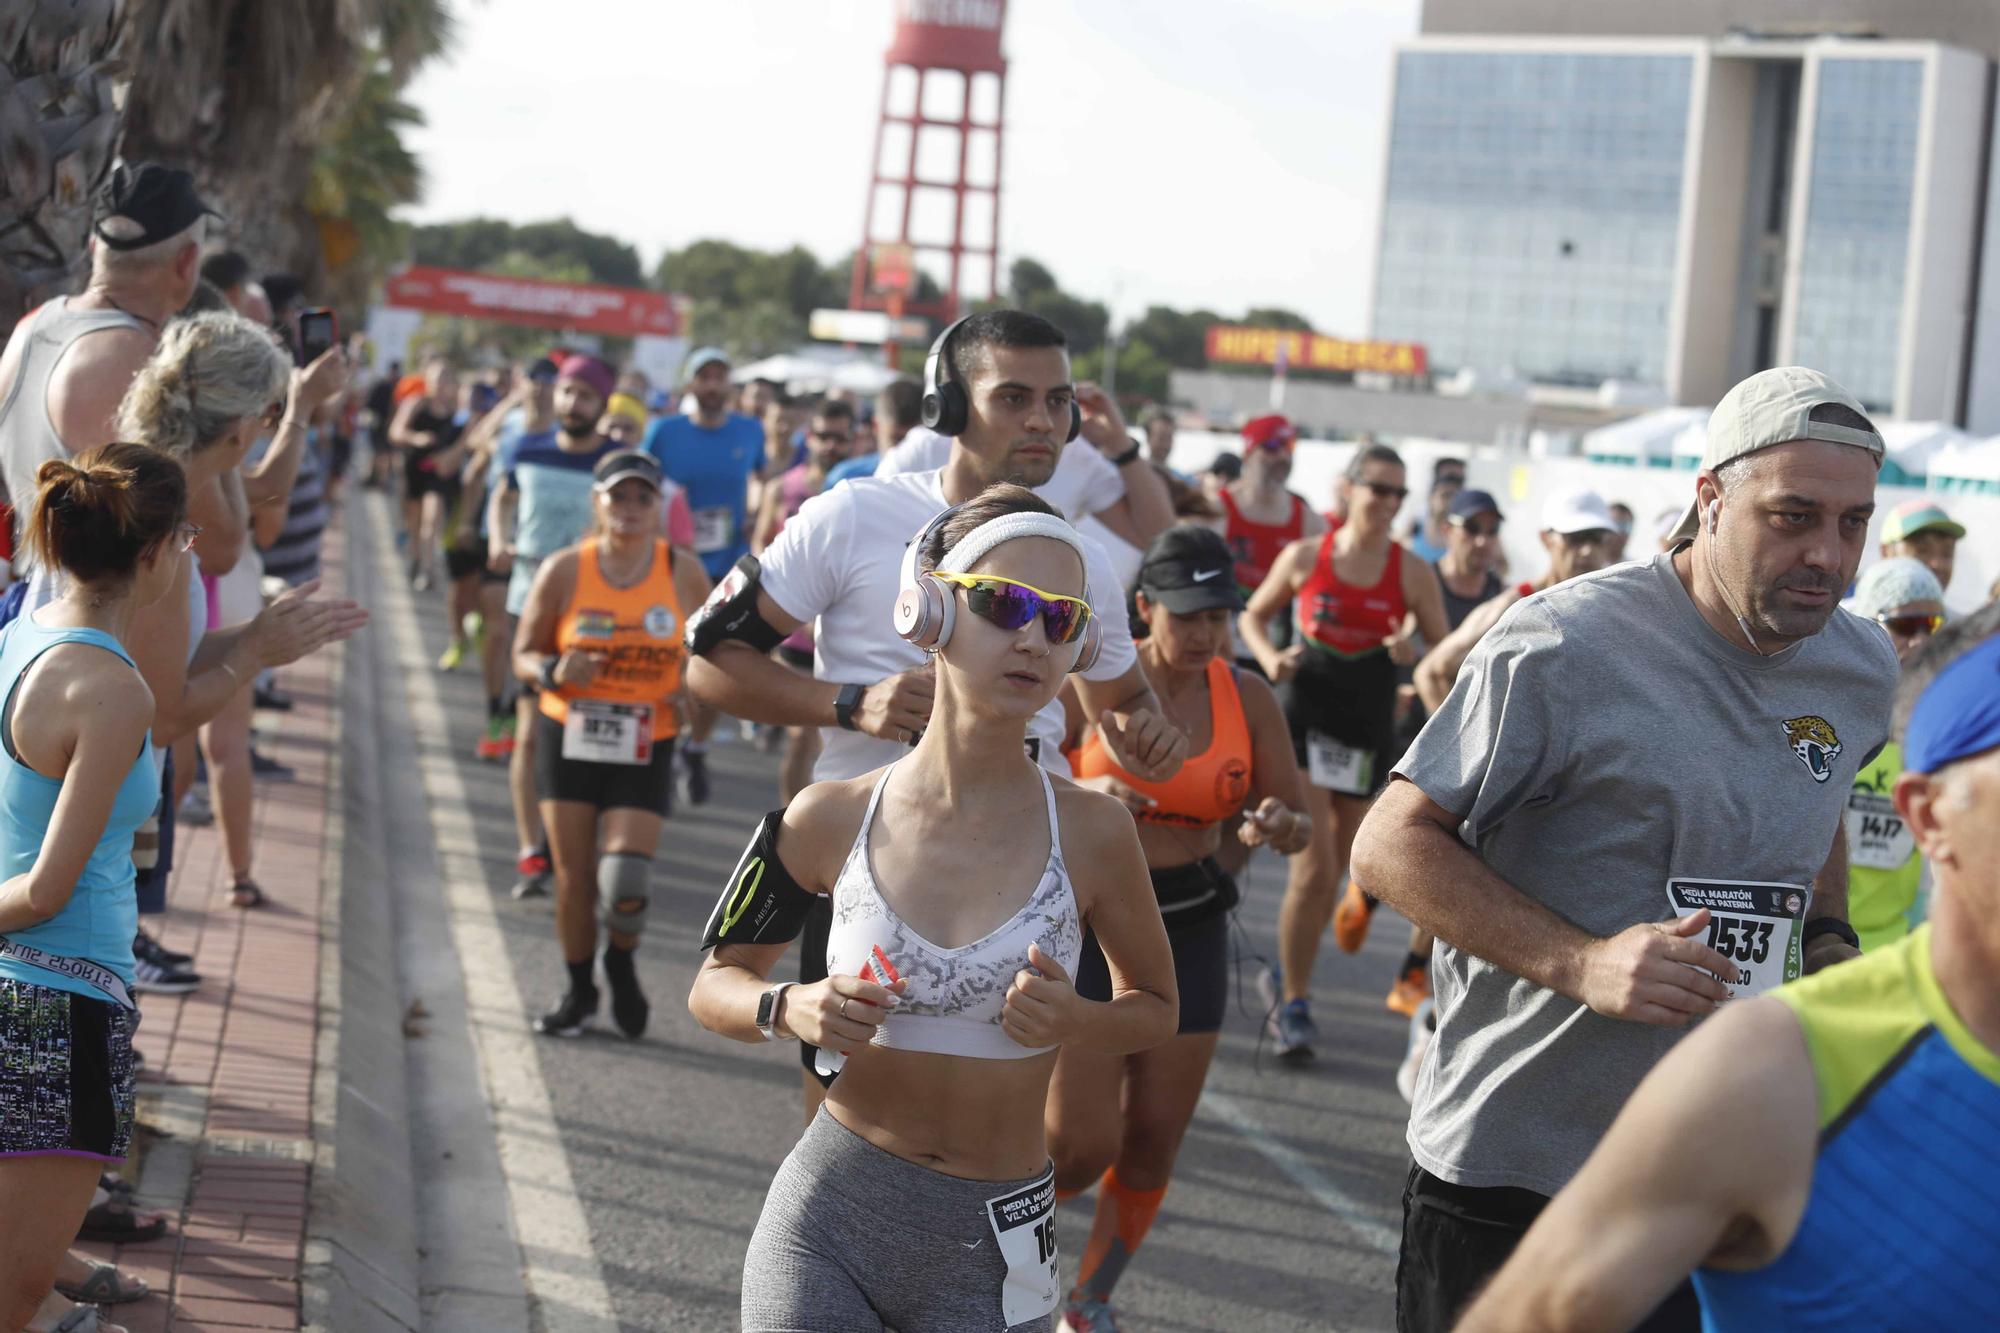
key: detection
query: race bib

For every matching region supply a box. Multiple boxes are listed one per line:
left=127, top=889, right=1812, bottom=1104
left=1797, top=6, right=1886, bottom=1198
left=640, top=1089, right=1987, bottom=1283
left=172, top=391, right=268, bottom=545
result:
left=984, top=1170, right=1060, bottom=1327
left=1845, top=790, right=1915, bottom=871
left=1665, top=879, right=1811, bottom=1001
left=561, top=700, right=654, bottom=766
left=1306, top=731, right=1373, bottom=795
left=691, top=506, right=734, bottom=554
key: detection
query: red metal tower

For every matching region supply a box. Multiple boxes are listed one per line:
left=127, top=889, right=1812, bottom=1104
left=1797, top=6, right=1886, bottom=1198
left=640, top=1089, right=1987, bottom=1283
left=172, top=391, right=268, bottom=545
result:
left=849, top=0, right=1008, bottom=337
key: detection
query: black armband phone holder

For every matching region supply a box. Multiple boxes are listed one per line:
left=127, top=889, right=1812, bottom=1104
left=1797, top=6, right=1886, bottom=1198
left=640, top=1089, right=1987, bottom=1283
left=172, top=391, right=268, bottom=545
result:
left=685, top=554, right=786, bottom=657
left=700, top=809, right=818, bottom=951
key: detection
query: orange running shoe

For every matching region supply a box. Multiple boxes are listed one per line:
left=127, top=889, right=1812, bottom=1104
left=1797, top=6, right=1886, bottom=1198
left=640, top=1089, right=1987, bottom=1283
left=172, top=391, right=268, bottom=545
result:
left=1385, top=962, right=1430, bottom=1016
left=1331, top=877, right=1376, bottom=953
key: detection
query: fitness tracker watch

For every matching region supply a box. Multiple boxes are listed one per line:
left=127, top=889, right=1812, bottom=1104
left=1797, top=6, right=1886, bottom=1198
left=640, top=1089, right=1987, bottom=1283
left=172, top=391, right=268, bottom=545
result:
left=1802, top=917, right=1860, bottom=952
left=834, top=682, right=866, bottom=731
left=538, top=656, right=561, bottom=693
left=1110, top=441, right=1144, bottom=467
left=756, top=982, right=795, bottom=1041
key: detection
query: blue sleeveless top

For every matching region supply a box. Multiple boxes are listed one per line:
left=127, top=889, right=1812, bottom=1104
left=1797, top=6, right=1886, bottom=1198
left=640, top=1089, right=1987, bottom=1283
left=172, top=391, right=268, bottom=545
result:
left=1693, top=926, right=2000, bottom=1330
left=0, top=613, right=159, bottom=1002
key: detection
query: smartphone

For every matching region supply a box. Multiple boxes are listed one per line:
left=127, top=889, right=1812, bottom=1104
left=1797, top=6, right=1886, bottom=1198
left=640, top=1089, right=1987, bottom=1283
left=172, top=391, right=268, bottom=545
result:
left=298, top=307, right=338, bottom=363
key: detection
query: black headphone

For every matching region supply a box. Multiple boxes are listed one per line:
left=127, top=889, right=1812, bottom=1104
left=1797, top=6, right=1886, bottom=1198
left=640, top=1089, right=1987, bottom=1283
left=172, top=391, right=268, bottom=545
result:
left=921, top=316, right=1083, bottom=445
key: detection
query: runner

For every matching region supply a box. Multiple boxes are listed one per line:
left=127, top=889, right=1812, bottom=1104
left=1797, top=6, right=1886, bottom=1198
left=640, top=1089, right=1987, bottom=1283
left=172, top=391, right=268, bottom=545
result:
left=0, top=444, right=185, bottom=1333
left=690, top=484, right=1178, bottom=1332
left=685, top=309, right=1187, bottom=1119
left=437, top=373, right=504, bottom=674
left=387, top=355, right=463, bottom=591
left=1842, top=556, right=1946, bottom=951
left=513, top=451, right=707, bottom=1038
left=489, top=355, right=619, bottom=899
left=1052, top=524, right=1310, bottom=1332
left=1349, top=366, right=1897, bottom=1333
left=751, top=398, right=856, bottom=803
left=1399, top=459, right=1464, bottom=564
left=1456, top=604, right=2000, bottom=1332
left=1239, top=443, right=1447, bottom=1063
left=641, top=346, right=764, bottom=805
left=1215, top=414, right=1325, bottom=620
left=1878, top=497, right=1963, bottom=597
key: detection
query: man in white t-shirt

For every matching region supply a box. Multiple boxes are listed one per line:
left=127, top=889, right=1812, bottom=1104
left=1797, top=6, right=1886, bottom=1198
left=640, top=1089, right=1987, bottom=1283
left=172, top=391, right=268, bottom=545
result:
left=686, top=309, right=1188, bottom=1105
left=873, top=383, right=1172, bottom=552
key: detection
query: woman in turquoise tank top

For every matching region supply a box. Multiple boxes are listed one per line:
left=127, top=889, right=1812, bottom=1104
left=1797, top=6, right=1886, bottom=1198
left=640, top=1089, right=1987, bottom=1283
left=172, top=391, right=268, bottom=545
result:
left=0, top=443, right=190, bottom=1333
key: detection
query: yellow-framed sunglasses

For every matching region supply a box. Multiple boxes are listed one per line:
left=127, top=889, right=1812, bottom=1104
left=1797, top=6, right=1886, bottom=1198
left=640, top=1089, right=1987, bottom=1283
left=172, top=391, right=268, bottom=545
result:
left=931, top=572, right=1094, bottom=645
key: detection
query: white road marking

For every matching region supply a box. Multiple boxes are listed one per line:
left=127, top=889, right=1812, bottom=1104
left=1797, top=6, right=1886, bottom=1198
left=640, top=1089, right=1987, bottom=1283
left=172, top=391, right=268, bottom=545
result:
left=369, top=498, right=619, bottom=1333
left=1198, top=1089, right=1400, bottom=1256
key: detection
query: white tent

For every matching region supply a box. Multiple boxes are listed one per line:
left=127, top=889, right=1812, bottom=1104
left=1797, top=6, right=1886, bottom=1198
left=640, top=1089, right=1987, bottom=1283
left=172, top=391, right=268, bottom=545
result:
left=1875, top=420, right=1969, bottom=485
left=1929, top=436, right=2000, bottom=496
left=1582, top=407, right=1707, bottom=468
left=733, top=349, right=907, bottom=397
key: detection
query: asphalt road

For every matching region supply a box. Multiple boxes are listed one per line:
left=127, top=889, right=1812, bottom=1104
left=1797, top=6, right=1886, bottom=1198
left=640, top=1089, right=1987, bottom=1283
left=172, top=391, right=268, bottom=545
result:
left=359, top=493, right=1420, bottom=1332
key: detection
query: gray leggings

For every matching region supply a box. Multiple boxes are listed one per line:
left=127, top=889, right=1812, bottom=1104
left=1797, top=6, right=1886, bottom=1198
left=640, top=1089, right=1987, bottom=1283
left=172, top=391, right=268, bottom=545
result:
left=742, top=1107, right=1058, bottom=1332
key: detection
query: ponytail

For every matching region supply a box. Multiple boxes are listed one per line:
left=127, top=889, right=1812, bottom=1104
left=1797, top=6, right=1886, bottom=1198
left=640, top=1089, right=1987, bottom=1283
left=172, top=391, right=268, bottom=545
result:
left=26, top=442, right=189, bottom=585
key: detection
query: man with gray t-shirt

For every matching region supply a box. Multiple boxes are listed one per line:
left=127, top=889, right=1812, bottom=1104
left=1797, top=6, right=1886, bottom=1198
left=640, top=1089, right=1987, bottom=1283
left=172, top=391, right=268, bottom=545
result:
left=1353, top=366, right=1898, bottom=1333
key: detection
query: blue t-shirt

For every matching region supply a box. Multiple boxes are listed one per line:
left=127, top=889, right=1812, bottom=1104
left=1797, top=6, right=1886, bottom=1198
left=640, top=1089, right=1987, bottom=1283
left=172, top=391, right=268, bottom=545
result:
left=500, top=431, right=617, bottom=614
left=825, top=453, right=883, bottom=487
left=642, top=412, right=764, bottom=577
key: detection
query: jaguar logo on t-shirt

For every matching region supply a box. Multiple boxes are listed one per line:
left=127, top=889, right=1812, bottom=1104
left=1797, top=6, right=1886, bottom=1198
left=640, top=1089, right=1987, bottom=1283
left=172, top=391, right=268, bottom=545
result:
left=643, top=604, right=677, bottom=639
left=1782, top=715, right=1843, bottom=783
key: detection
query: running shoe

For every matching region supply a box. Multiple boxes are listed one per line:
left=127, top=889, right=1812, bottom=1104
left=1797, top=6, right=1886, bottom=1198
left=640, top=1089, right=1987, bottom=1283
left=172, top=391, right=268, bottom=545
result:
left=463, top=610, right=486, bottom=648
left=253, top=685, right=294, bottom=712
left=1258, top=963, right=1282, bottom=1014
left=512, top=849, right=552, bottom=900
left=682, top=749, right=711, bottom=806
left=532, top=987, right=598, bottom=1037
left=1396, top=999, right=1435, bottom=1105
left=250, top=749, right=296, bottom=782
left=177, top=785, right=215, bottom=826
left=475, top=714, right=512, bottom=762
left=437, top=638, right=467, bottom=671
left=1331, top=877, right=1377, bottom=954
left=1272, top=999, right=1317, bottom=1065
left=133, top=929, right=193, bottom=971
left=603, top=949, right=649, bottom=1040
left=1061, top=1296, right=1123, bottom=1332
left=1385, top=962, right=1431, bottom=1017
left=132, top=954, right=201, bottom=995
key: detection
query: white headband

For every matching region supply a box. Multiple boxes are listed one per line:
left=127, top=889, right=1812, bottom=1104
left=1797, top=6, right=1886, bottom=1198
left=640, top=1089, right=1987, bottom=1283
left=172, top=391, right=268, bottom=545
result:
left=936, top=512, right=1089, bottom=586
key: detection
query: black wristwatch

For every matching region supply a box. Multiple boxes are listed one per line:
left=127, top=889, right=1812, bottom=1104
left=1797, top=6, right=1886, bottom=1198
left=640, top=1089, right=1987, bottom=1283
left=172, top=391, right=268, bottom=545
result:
left=833, top=682, right=866, bottom=731
left=1110, top=441, right=1143, bottom=467
left=538, top=656, right=561, bottom=693
left=1802, top=917, right=1860, bottom=952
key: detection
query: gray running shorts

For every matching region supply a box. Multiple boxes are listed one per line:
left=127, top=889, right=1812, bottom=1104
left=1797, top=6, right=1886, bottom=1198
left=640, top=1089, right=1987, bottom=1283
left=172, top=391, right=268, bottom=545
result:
left=742, top=1106, right=1058, bottom=1332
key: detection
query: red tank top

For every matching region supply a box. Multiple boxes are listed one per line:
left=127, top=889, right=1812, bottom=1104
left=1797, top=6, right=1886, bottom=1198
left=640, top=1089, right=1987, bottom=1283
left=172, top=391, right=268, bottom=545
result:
left=1220, top=489, right=1305, bottom=595
left=1071, top=658, right=1252, bottom=828
left=1295, top=531, right=1406, bottom=658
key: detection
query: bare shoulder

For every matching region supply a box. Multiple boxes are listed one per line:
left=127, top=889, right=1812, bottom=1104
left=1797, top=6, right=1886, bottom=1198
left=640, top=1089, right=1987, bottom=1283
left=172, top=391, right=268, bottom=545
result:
left=779, top=774, right=877, bottom=889
left=1051, top=774, right=1141, bottom=861
left=61, top=322, right=155, bottom=374
left=1234, top=667, right=1285, bottom=723
left=50, top=643, right=155, bottom=729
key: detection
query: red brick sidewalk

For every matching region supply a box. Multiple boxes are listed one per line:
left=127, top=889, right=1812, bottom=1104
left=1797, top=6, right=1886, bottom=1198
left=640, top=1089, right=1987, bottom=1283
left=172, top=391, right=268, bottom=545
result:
left=73, top=525, right=349, bottom=1332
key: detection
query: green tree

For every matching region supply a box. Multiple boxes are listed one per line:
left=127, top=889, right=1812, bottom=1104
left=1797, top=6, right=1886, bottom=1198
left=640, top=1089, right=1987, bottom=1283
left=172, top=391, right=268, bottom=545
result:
left=412, top=217, right=644, bottom=287
left=1243, top=306, right=1314, bottom=331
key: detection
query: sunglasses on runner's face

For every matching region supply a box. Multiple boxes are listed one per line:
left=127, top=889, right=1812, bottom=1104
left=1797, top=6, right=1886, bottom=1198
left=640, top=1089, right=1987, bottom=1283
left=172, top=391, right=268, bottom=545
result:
left=932, top=573, right=1093, bottom=645
left=1459, top=521, right=1500, bottom=539
left=1878, top=612, right=1944, bottom=637
left=174, top=522, right=202, bottom=553
left=1362, top=481, right=1409, bottom=501
left=812, top=429, right=853, bottom=445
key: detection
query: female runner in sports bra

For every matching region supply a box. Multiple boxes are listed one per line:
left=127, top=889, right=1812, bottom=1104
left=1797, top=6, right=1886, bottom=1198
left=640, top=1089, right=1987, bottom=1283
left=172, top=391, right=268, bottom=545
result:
left=514, top=450, right=710, bottom=1040
left=692, top=485, right=1177, bottom=1333
left=1052, top=525, right=1310, bottom=1331
left=1240, top=443, right=1448, bottom=1063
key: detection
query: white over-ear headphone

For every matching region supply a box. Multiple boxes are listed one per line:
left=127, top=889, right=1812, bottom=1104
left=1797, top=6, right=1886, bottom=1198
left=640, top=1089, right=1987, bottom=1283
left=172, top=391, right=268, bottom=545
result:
left=891, top=505, right=1103, bottom=673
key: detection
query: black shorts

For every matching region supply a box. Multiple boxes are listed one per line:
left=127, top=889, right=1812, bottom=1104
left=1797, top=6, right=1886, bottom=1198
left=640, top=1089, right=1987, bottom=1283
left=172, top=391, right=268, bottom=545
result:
left=1075, top=867, right=1232, bottom=1035
left=798, top=895, right=835, bottom=1084
left=531, top=711, right=675, bottom=815
left=444, top=544, right=487, bottom=582
left=404, top=449, right=453, bottom=497
left=0, top=978, right=136, bottom=1161
left=1281, top=651, right=1399, bottom=798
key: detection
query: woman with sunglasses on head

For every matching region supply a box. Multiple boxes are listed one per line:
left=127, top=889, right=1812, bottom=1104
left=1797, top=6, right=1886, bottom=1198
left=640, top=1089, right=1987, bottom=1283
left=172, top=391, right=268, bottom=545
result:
left=1240, top=442, right=1448, bottom=1063
left=693, top=484, right=1176, bottom=1333
left=751, top=399, right=857, bottom=803
left=0, top=444, right=191, bottom=1333
left=514, top=450, right=710, bottom=1041
left=1842, top=557, right=1947, bottom=954
left=1050, top=524, right=1310, bottom=1332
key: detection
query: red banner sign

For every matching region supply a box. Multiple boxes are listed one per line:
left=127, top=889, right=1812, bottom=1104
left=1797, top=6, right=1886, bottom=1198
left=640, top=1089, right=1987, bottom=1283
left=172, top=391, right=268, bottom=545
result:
left=1206, top=325, right=1427, bottom=378
left=381, top=265, right=682, bottom=337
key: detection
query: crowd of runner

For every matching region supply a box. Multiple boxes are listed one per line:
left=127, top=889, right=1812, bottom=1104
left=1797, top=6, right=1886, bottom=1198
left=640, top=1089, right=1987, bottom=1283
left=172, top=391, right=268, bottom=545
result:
left=0, top=161, right=1996, bottom=1333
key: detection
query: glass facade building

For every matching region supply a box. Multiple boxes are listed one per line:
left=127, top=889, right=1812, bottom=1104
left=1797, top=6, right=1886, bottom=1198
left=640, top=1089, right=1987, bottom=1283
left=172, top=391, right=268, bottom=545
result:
left=1790, top=58, right=1924, bottom=413
left=1373, top=50, right=1694, bottom=387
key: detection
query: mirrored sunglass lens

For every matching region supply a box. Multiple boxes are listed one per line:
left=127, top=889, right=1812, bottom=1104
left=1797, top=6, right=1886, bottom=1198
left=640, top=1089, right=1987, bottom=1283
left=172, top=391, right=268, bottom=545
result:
left=964, top=582, right=1038, bottom=631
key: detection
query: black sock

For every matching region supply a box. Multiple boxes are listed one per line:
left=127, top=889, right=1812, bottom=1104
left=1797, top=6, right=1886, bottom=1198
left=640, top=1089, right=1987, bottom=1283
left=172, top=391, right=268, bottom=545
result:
left=488, top=695, right=504, bottom=718
left=566, top=959, right=595, bottom=997
left=602, top=941, right=636, bottom=980
left=1401, top=949, right=1429, bottom=975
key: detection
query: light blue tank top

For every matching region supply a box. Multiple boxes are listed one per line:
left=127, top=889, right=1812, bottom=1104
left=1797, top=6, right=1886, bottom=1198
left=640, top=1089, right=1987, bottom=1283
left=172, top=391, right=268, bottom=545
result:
left=0, top=613, right=159, bottom=1001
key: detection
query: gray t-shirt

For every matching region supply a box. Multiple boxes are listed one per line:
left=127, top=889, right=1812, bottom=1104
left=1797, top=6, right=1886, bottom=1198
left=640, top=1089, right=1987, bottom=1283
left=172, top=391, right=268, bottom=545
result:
left=1397, top=550, right=1896, bottom=1195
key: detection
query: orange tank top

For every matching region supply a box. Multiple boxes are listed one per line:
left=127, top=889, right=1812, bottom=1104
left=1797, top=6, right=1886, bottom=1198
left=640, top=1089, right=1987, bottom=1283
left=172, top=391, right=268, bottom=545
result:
left=1071, top=657, right=1252, bottom=828
left=538, top=540, right=685, bottom=742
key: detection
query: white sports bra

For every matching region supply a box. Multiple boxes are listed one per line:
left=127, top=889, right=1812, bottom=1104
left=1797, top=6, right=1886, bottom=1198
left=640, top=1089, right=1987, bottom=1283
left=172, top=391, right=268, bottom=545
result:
left=825, top=762, right=1085, bottom=1061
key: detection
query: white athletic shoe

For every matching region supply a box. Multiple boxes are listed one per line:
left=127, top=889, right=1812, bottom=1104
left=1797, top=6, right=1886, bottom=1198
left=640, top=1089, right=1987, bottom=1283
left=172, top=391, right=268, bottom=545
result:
left=1396, top=998, right=1435, bottom=1104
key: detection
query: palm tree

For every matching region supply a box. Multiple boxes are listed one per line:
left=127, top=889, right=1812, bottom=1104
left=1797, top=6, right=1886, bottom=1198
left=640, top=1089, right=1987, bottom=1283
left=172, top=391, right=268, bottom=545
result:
left=0, top=0, right=453, bottom=330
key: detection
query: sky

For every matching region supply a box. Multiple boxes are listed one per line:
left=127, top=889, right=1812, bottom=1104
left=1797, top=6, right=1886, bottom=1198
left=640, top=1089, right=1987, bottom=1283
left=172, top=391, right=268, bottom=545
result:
left=400, top=0, right=1421, bottom=335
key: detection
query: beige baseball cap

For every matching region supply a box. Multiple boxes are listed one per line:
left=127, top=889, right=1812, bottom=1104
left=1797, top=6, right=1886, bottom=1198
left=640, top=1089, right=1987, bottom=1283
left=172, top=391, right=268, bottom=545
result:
left=1668, top=366, right=1884, bottom=543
